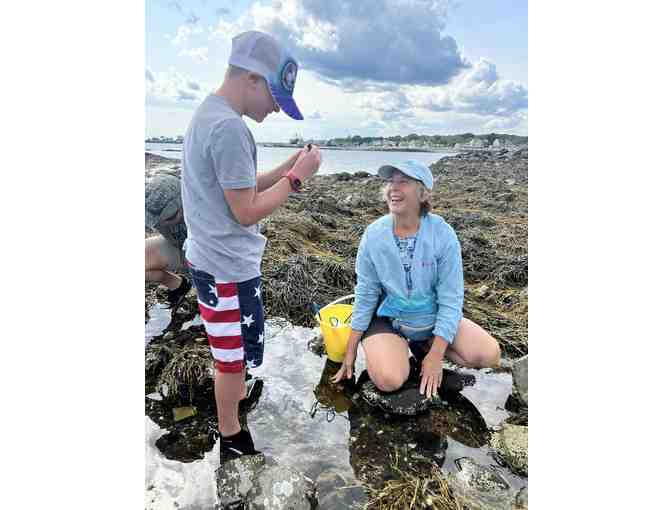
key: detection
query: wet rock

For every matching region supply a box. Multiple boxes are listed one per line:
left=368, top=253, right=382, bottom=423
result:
left=416, top=391, right=490, bottom=448
left=154, top=428, right=216, bottom=462
left=360, top=380, right=435, bottom=416
left=247, top=464, right=316, bottom=509
left=172, top=406, right=196, bottom=422
left=490, top=424, right=528, bottom=475
left=515, top=486, right=529, bottom=509
left=512, top=355, right=528, bottom=405
left=216, top=454, right=317, bottom=510
left=216, top=454, right=267, bottom=508
left=359, top=368, right=478, bottom=416
left=444, top=457, right=516, bottom=510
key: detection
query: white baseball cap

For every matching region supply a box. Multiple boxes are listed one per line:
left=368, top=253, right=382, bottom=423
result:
left=378, top=160, right=434, bottom=190
left=229, top=30, right=303, bottom=120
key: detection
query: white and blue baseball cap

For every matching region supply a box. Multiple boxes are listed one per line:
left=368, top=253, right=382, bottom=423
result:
left=229, top=31, right=303, bottom=120
left=378, top=160, right=434, bottom=190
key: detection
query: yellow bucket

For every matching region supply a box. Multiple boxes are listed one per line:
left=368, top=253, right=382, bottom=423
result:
left=315, top=294, right=354, bottom=363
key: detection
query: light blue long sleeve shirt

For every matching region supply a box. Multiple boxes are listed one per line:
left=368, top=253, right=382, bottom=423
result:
left=350, top=213, right=464, bottom=345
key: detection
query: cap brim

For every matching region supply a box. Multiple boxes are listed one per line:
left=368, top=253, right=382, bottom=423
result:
left=269, top=82, right=303, bottom=120
left=378, top=164, right=402, bottom=179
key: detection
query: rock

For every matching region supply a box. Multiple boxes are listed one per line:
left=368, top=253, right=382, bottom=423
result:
left=163, top=331, right=175, bottom=341
left=359, top=369, right=476, bottom=416
left=360, top=380, right=435, bottom=416
left=490, top=424, right=528, bottom=475
left=172, top=406, right=196, bottom=422
left=247, top=464, right=316, bottom=509
left=334, top=172, right=352, bottom=181
left=216, top=454, right=317, bottom=510
left=505, top=178, right=516, bottom=186
left=216, top=454, right=267, bottom=509
left=515, top=486, right=528, bottom=509
left=445, top=457, right=516, bottom=510
left=512, top=355, right=528, bottom=405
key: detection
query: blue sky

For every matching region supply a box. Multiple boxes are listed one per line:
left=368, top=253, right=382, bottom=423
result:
left=146, top=0, right=528, bottom=142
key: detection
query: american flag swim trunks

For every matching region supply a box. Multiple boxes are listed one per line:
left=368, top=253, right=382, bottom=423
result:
left=188, top=263, right=264, bottom=373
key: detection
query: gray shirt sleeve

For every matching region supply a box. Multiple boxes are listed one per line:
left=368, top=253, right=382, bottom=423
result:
left=208, top=119, right=256, bottom=190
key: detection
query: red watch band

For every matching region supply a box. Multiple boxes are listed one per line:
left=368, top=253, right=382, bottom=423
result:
left=283, top=171, right=302, bottom=192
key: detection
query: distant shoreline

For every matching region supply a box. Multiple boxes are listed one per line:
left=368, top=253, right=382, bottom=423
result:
left=145, top=141, right=456, bottom=154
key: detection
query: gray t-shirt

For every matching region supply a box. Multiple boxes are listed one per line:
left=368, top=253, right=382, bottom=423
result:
left=181, top=94, right=267, bottom=281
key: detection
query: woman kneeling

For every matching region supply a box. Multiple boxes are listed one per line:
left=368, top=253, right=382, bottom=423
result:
left=332, top=161, right=500, bottom=398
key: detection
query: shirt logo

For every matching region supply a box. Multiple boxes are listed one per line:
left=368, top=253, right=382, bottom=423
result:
left=280, top=60, right=297, bottom=93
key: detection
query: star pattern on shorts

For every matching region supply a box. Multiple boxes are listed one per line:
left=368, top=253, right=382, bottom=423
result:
left=253, top=286, right=261, bottom=299
left=208, top=284, right=218, bottom=298
left=258, top=332, right=264, bottom=344
left=241, top=314, right=255, bottom=328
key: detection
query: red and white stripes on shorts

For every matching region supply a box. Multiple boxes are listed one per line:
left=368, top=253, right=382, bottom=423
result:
left=188, top=263, right=265, bottom=373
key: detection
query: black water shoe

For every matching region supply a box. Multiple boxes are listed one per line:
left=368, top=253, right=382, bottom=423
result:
left=219, top=428, right=260, bottom=464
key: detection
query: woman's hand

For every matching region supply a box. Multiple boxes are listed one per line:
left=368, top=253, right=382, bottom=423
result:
left=331, top=348, right=357, bottom=383
left=419, top=350, right=443, bottom=398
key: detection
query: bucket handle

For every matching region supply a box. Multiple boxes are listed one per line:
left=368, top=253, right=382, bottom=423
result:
left=322, top=294, right=355, bottom=309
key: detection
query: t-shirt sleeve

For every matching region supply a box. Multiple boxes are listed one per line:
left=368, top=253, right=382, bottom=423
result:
left=208, top=119, right=256, bottom=190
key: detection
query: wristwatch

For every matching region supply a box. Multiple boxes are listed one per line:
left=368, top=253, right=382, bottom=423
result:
left=284, top=171, right=302, bottom=192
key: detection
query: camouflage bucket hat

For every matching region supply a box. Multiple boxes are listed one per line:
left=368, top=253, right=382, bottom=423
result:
left=145, top=173, right=182, bottom=229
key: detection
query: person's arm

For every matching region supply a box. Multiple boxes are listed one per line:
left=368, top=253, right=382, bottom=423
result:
left=433, top=225, right=464, bottom=345
left=332, top=230, right=382, bottom=383
left=420, top=225, right=464, bottom=398
left=224, top=147, right=321, bottom=226
left=256, top=149, right=303, bottom=192
left=349, top=229, right=383, bottom=333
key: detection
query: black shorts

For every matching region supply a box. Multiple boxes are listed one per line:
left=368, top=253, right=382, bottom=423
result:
left=361, top=316, right=432, bottom=361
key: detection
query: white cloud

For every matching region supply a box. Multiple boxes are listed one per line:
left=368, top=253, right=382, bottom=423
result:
left=172, top=24, right=203, bottom=46
left=145, top=68, right=155, bottom=83
left=178, top=46, right=209, bottom=62
left=145, top=68, right=209, bottom=107
left=209, top=0, right=467, bottom=85
left=408, top=59, right=528, bottom=117
left=483, top=111, right=528, bottom=132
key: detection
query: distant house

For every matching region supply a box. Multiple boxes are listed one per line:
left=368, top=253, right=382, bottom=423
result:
left=492, top=138, right=501, bottom=148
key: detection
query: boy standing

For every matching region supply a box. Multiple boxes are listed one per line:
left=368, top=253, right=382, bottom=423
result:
left=181, top=31, right=321, bottom=463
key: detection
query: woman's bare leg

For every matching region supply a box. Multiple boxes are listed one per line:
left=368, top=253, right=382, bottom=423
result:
left=444, top=317, right=501, bottom=368
left=361, top=333, right=410, bottom=392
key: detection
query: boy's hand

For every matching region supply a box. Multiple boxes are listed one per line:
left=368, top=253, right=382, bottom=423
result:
left=292, top=145, right=321, bottom=181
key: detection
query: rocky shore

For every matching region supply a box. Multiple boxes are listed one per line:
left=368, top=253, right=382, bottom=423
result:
left=146, top=148, right=527, bottom=356
left=145, top=148, right=528, bottom=509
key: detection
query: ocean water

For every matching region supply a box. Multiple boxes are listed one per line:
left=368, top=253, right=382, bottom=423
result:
left=145, top=315, right=519, bottom=509
left=145, top=142, right=456, bottom=176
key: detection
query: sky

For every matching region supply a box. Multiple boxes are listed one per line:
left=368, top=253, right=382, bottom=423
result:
left=146, top=0, right=528, bottom=142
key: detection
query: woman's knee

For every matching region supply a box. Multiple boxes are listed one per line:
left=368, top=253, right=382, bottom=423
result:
left=465, top=338, right=501, bottom=368
left=370, top=369, right=407, bottom=392
left=453, top=319, right=501, bottom=368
